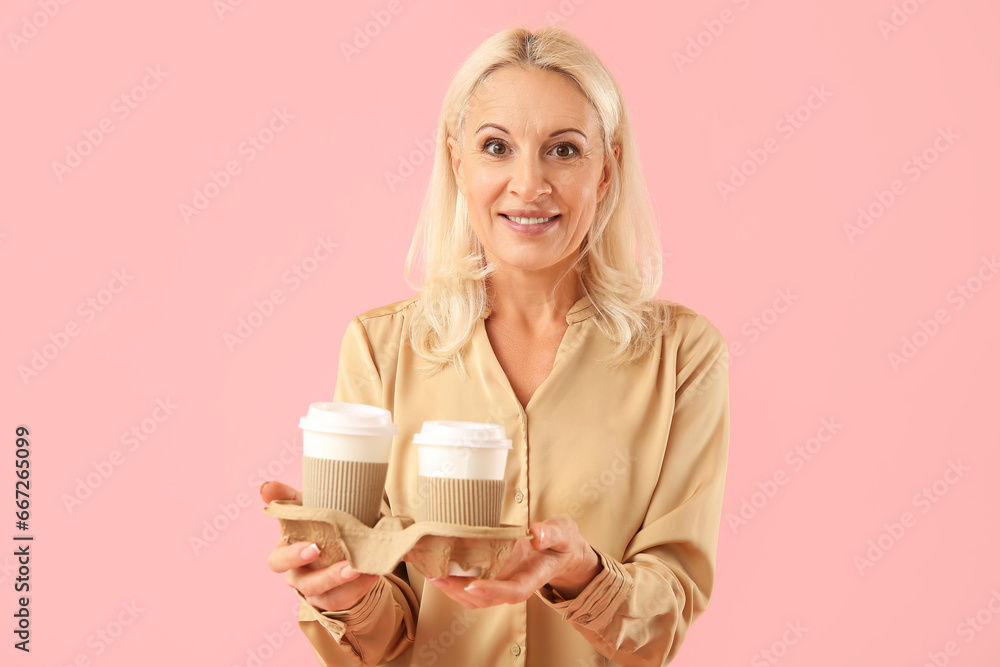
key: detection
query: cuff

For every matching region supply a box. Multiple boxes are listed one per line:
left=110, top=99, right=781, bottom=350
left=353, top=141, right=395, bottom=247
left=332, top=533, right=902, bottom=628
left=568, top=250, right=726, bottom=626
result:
left=296, top=576, right=391, bottom=642
left=536, top=548, right=633, bottom=631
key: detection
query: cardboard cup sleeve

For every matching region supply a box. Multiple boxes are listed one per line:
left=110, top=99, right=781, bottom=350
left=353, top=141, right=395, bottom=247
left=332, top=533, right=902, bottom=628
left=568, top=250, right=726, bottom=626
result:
left=302, top=457, right=388, bottom=527
left=417, top=476, right=504, bottom=527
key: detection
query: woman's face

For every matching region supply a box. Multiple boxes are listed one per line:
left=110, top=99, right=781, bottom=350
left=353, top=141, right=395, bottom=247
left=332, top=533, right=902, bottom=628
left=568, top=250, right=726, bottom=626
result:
left=448, top=67, right=614, bottom=278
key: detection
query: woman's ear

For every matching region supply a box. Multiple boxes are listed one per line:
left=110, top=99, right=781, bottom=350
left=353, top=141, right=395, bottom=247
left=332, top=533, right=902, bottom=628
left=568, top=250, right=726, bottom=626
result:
left=596, top=143, right=620, bottom=204
left=447, top=136, right=466, bottom=195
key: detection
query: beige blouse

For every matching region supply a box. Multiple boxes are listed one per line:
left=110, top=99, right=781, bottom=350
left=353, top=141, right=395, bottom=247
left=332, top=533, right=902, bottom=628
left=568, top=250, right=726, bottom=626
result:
left=294, top=294, right=730, bottom=666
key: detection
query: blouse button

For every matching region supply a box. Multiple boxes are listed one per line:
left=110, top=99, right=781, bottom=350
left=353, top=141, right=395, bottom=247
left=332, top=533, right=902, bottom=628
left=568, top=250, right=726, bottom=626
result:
left=511, top=644, right=521, bottom=657
left=514, top=488, right=524, bottom=503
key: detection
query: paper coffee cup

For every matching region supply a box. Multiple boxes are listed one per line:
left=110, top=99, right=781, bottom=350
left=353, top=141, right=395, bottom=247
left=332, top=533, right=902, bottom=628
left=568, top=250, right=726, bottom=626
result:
left=299, top=402, right=397, bottom=526
left=414, top=421, right=512, bottom=527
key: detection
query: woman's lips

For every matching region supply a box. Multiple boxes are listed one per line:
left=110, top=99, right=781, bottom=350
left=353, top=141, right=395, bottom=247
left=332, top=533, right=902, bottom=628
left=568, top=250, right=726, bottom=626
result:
left=499, top=213, right=560, bottom=236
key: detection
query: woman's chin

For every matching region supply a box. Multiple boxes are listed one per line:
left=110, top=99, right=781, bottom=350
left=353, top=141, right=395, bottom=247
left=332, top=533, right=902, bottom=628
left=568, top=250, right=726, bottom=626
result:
left=487, top=248, right=580, bottom=276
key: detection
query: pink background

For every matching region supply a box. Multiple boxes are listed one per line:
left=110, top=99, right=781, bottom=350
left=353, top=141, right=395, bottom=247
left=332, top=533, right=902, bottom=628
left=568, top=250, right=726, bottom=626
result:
left=4, top=0, right=999, bottom=665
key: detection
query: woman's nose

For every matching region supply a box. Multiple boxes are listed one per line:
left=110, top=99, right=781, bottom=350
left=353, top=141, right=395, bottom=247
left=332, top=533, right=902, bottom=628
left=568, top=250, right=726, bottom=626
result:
left=507, top=155, right=551, bottom=201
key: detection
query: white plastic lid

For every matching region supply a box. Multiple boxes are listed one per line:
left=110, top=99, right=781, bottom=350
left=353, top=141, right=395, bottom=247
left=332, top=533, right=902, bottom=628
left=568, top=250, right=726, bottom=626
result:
left=412, top=420, right=512, bottom=449
left=298, top=402, right=398, bottom=436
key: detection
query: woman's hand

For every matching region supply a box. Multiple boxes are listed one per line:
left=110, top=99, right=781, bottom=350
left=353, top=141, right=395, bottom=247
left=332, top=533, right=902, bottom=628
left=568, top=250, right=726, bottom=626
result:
left=261, top=481, right=380, bottom=612
left=425, top=515, right=602, bottom=609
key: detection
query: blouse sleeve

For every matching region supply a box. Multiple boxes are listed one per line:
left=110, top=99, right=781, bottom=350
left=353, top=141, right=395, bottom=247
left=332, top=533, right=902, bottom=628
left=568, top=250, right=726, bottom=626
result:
left=296, top=316, right=419, bottom=665
left=536, top=314, right=731, bottom=666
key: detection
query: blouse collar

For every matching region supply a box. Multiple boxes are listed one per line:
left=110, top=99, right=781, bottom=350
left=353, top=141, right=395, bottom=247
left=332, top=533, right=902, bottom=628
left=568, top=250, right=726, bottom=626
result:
left=480, top=293, right=596, bottom=324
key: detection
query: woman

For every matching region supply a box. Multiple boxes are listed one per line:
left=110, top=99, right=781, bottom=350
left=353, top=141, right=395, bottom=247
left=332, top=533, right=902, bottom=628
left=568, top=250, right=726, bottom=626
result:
left=262, top=26, right=730, bottom=667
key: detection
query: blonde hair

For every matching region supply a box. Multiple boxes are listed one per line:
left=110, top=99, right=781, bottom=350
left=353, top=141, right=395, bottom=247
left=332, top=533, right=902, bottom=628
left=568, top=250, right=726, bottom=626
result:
left=404, top=27, right=669, bottom=375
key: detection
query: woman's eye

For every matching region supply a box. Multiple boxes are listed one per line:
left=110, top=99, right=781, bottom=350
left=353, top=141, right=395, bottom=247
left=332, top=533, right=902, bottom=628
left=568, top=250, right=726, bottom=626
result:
left=482, top=140, right=577, bottom=158
left=552, top=144, right=577, bottom=158
left=485, top=140, right=507, bottom=156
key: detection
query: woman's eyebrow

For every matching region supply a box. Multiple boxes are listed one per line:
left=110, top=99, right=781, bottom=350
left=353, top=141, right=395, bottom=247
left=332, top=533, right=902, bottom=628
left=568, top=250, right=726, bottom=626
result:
left=474, top=122, right=587, bottom=140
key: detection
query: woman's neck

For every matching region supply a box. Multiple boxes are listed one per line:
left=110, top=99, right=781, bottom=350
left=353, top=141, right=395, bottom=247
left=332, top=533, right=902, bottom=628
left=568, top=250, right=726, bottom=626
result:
left=485, top=266, right=583, bottom=328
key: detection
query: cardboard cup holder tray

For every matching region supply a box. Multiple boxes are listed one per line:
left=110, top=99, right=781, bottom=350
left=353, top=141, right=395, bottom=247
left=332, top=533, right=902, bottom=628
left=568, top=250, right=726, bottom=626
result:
left=264, top=499, right=529, bottom=579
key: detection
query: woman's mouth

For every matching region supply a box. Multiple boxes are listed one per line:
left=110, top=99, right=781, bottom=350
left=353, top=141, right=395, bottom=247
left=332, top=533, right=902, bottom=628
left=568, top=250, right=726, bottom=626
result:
left=500, top=214, right=560, bottom=225
left=498, top=213, right=561, bottom=236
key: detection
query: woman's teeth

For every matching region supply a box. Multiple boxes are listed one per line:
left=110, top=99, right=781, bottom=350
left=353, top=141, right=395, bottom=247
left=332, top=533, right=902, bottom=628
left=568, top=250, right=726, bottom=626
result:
left=504, top=214, right=558, bottom=225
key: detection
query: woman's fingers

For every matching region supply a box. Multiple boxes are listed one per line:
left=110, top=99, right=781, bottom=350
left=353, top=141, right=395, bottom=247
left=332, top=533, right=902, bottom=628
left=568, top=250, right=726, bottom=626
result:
left=425, top=517, right=588, bottom=608
left=293, top=562, right=380, bottom=612
left=427, top=577, right=494, bottom=609
left=259, top=480, right=302, bottom=504
left=261, top=487, right=378, bottom=612
left=264, top=499, right=583, bottom=610
left=529, top=515, right=577, bottom=553
left=427, top=545, right=565, bottom=607
left=308, top=573, right=380, bottom=612
left=465, top=559, right=563, bottom=604
left=267, top=540, right=321, bottom=573
left=270, top=545, right=379, bottom=611
left=293, top=560, right=366, bottom=597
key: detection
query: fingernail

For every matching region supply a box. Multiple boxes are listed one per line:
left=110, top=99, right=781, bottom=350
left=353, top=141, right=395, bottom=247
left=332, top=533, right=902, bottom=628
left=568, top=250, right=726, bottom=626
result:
left=539, top=528, right=547, bottom=547
left=299, top=543, right=320, bottom=560
left=464, top=584, right=484, bottom=595
left=259, top=481, right=270, bottom=495
left=341, top=563, right=358, bottom=579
